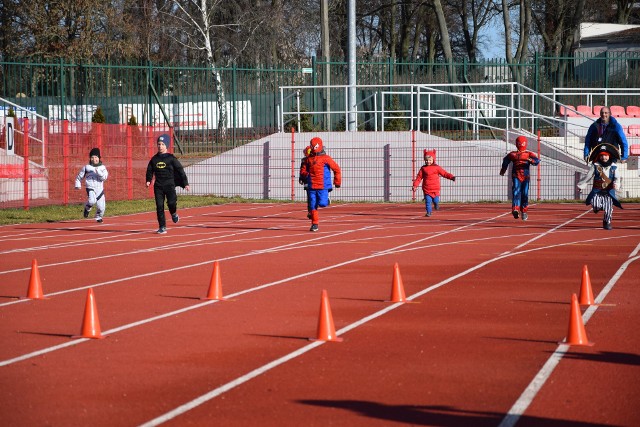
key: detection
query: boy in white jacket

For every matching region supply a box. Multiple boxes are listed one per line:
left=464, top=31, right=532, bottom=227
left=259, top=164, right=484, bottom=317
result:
left=75, top=147, right=109, bottom=223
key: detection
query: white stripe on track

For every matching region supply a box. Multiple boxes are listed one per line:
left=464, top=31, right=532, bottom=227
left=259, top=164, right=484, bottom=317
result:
left=497, top=242, right=640, bottom=427
left=138, top=212, right=621, bottom=426
left=503, top=210, right=590, bottom=254
left=0, top=214, right=506, bottom=361
left=3, top=208, right=636, bottom=425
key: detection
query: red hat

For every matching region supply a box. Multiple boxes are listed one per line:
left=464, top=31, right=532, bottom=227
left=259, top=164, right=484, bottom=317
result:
left=515, top=136, right=527, bottom=151
left=310, top=137, right=323, bottom=153
left=423, top=149, right=436, bottom=161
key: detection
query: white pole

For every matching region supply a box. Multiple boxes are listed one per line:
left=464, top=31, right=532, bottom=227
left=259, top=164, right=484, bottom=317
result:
left=348, top=0, right=356, bottom=131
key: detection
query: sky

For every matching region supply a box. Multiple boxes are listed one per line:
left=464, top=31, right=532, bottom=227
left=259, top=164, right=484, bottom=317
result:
left=480, top=19, right=506, bottom=60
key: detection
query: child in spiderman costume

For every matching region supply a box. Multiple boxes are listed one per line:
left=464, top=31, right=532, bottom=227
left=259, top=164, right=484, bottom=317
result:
left=499, top=136, right=540, bottom=221
left=412, top=149, right=456, bottom=217
left=577, top=144, right=623, bottom=230
left=299, top=137, right=341, bottom=232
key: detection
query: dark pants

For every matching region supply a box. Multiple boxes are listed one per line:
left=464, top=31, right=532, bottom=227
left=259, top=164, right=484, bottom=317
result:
left=154, top=183, right=177, bottom=227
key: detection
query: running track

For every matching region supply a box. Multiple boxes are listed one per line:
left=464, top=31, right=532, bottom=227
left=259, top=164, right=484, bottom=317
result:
left=1, top=202, right=639, bottom=426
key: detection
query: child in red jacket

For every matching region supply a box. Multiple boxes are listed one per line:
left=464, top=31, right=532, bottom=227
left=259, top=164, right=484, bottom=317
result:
left=412, top=150, right=456, bottom=217
left=299, top=137, right=341, bottom=231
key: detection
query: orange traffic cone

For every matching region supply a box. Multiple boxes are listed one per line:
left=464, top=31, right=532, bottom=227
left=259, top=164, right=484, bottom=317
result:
left=578, top=265, right=595, bottom=306
left=560, top=293, right=593, bottom=346
left=76, top=288, right=105, bottom=339
left=204, top=261, right=225, bottom=300
left=26, top=259, right=45, bottom=299
left=312, top=289, right=342, bottom=342
left=389, top=262, right=407, bottom=303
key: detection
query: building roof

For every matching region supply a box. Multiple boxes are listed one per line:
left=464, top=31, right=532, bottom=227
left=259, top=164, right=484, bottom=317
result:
left=580, top=26, right=640, bottom=44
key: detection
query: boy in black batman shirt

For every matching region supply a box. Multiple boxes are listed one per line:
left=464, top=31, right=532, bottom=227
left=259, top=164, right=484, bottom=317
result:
left=145, top=134, right=190, bottom=234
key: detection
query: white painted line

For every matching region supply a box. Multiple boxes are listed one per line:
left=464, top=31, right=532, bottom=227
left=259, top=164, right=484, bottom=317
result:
left=497, top=245, right=640, bottom=427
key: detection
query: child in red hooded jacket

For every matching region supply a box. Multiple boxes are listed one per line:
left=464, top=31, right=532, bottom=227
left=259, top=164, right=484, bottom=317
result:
left=412, top=150, right=456, bottom=217
left=299, top=137, right=341, bottom=231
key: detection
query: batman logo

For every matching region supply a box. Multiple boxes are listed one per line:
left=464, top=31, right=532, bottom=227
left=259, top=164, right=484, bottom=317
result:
left=157, top=162, right=167, bottom=169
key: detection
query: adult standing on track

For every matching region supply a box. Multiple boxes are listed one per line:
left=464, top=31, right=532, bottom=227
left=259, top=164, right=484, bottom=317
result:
left=583, top=106, right=629, bottom=163
left=145, top=134, right=190, bottom=234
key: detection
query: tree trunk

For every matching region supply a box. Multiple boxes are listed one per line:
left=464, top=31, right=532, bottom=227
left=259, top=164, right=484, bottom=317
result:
left=432, top=0, right=456, bottom=83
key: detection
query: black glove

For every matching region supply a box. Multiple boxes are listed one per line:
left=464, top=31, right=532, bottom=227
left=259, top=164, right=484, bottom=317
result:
left=335, top=184, right=340, bottom=188
left=452, top=176, right=456, bottom=182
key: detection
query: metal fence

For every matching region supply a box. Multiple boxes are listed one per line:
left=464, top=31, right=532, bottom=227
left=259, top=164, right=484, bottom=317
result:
left=2, top=120, right=639, bottom=210
left=2, top=53, right=640, bottom=151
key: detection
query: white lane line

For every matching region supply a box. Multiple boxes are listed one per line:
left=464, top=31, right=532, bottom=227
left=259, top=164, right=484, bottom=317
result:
left=4, top=209, right=637, bottom=423
left=0, top=212, right=511, bottom=362
left=139, top=214, right=640, bottom=426
left=137, top=211, right=608, bottom=426
left=373, top=213, right=509, bottom=255
left=504, top=210, right=590, bottom=254
left=137, top=219, right=588, bottom=427
left=497, top=243, right=640, bottom=427
left=0, top=228, right=266, bottom=276
left=1, top=223, right=636, bottom=309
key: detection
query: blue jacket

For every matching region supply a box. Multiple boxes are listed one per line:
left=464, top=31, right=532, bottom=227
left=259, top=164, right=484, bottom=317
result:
left=584, top=116, right=629, bottom=161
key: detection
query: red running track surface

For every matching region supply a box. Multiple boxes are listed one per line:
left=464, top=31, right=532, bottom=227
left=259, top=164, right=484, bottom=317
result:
left=1, top=202, right=639, bottom=427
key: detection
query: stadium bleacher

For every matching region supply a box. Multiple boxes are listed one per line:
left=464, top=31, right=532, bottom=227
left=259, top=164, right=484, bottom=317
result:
left=627, top=105, right=640, bottom=118
left=559, top=105, right=577, bottom=117
left=576, top=105, right=592, bottom=116
left=610, top=105, right=627, bottom=117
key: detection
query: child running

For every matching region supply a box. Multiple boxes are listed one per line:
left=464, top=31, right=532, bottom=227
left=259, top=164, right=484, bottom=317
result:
left=412, top=149, right=456, bottom=217
left=299, top=137, right=341, bottom=232
left=577, top=144, right=623, bottom=230
left=499, top=136, right=540, bottom=221
left=75, top=147, right=109, bottom=223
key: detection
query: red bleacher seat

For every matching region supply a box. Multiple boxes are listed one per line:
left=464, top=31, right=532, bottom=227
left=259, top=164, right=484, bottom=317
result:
left=626, top=105, right=640, bottom=117
left=559, top=105, right=577, bottom=117
left=577, top=105, right=592, bottom=116
left=610, top=105, right=627, bottom=117
left=593, top=105, right=605, bottom=116
left=628, top=124, right=640, bottom=137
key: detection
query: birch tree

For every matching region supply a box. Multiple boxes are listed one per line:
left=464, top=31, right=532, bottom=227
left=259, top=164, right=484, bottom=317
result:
left=170, top=0, right=263, bottom=137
